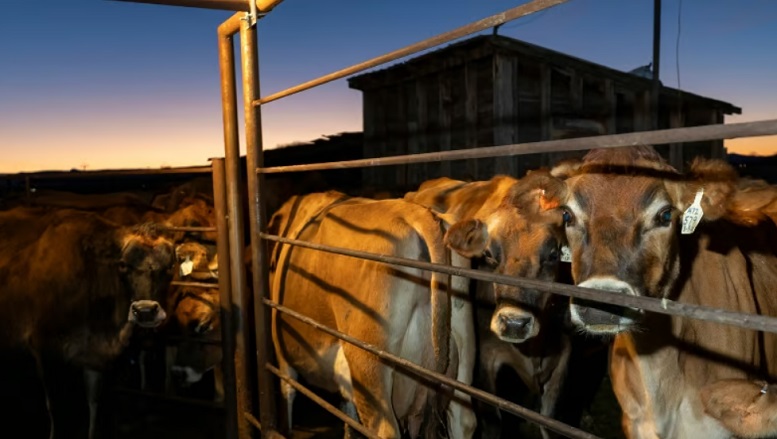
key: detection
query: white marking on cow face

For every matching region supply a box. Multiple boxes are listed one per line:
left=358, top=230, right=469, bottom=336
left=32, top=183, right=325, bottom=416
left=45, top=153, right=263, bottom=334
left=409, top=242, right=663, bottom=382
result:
left=171, top=365, right=205, bottom=384
left=569, top=277, right=642, bottom=335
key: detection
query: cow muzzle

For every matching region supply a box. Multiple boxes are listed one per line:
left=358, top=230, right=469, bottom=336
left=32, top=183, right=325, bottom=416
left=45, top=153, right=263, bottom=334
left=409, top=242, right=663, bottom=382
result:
left=490, top=304, right=538, bottom=343
left=570, top=277, right=642, bottom=335
left=128, top=300, right=167, bottom=328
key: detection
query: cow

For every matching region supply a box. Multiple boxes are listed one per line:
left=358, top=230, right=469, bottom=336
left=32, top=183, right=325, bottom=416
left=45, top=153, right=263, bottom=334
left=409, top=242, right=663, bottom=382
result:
left=166, top=286, right=223, bottom=402
left=404, top=174, right=607, bottom=439
left=541, top=145, right=777, bottom=438
left=0, top=206, right=175, bottom=439
left=269, top=191, right=476, bottom=439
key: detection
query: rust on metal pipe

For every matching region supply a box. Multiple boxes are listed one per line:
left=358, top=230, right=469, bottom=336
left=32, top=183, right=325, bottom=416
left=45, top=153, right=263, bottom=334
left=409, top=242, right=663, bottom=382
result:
left=213, top=158, right=239, bottom=439
left=109, top=0, right=283, bottom=13
left=253, top=0, right=569, bottom=106
left=257, top=119, right=777, bottom=174
left=265, top=301, right=601, bottom=439
left=266, top=364, right=381, bottom=439
left=170, top=280, right=219, bottom=289
left=239, top=18, right=280, bottom=437
left=218, top=15, right=255, bottom=439
left=260, top=233, right=777, bottom=335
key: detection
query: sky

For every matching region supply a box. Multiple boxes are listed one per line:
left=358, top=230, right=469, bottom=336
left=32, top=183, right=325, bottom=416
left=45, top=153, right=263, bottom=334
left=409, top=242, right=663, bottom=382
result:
left=1, top=0, right=776, bottom=173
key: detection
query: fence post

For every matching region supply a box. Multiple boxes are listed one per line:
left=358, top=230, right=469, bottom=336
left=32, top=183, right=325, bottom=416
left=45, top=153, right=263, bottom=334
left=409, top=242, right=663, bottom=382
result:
left=240, top=17, right=280, bottom=438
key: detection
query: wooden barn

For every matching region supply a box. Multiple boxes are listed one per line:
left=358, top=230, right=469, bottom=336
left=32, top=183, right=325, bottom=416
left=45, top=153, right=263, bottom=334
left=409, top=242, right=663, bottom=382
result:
left=348, top=34, right=742, bottom=192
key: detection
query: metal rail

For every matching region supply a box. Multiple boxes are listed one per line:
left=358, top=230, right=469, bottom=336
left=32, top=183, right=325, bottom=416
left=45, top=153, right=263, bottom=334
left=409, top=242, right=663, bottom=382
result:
left=253, top=0, right=569, bottom=106
left=218, top=13, right=256, bottom=439
left=212, top=158, right=240, bottom=439
left=266, top=301, right=601, bottom=439
left=170, top=280, right=218, bottom=289
left=257, top=119, right=777, bottom=174
left=109, top=0, right=283, bottom=12
left=266, top=364, right=381, bottom=439
left=163, top=226, right=218, bottom=233
left=262, top=233, right=777, bottom=335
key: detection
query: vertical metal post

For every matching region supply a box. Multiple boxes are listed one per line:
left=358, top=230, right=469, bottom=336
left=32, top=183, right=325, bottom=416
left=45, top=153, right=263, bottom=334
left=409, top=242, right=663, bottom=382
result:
left=240, top=18, right=279, bottom=437
left=213, top=158, right=239, bottom=439
left=218, top=13, right=254, bottom=439
left=651, top=0, right=662, bottom=131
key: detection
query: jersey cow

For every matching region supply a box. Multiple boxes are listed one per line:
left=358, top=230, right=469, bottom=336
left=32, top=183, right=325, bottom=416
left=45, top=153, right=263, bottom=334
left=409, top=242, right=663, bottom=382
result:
left=543, top=146, right=777, bottom=438
left=269, top=191, right=475, bottom=439
left=0, top=207, right=175, bottom=438
left=404, top=174, right=605, bottom=439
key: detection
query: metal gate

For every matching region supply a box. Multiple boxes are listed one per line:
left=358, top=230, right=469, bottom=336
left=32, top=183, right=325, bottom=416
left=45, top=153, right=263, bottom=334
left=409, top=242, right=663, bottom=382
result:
left=116, top=1, right=777, bottom=438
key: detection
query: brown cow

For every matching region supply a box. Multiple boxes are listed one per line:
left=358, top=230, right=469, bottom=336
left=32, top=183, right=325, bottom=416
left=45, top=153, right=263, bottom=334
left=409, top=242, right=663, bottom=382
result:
left=542, top=145, right=777, bottom=438
left=404, top=175, right=605, bottom=439
left=269, top=191, right=476, bottom=439
left=0, top=207, right=175, bottom=439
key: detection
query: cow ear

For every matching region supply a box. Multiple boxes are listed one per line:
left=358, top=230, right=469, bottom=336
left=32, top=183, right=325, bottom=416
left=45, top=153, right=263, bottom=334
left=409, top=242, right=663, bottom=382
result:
left=725, top=179, right=777, bottom=227
left=506, top=169, right=567, bottom=220
left=550, top=158, right=583, bottom=179
left=444, top=218, right=489, bottom=259
left=700, top=379, right=777, bottom=439
left=665, top=158, right=738, bottom=222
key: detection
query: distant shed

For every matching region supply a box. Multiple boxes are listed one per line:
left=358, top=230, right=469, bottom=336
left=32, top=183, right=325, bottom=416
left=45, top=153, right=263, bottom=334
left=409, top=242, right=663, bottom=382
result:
left=348, top=34, right=741, bottom=191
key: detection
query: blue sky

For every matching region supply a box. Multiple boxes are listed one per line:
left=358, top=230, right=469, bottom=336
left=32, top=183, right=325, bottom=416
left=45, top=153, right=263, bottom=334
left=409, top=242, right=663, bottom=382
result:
left=1, top=0, right=776, bottom=172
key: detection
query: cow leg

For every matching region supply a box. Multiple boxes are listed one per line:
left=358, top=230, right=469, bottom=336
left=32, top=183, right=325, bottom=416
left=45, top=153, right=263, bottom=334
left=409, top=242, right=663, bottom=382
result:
left=84, top=368, right=103, bottom=439
left=30, top=349, right=55, bottom=439
left=446, top=296, right=477, bottom=439
left=277, top=358, right=298, bottom=435
left=343, top=345, right=399, bottom=439
left=538, top=336, right=571, bottom=439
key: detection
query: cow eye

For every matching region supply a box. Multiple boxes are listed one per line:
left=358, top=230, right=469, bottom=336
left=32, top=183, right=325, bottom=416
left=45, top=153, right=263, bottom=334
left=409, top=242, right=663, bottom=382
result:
left=656, top=207, right=673, bottom=227
left=561, top=208, right=574, bottom=227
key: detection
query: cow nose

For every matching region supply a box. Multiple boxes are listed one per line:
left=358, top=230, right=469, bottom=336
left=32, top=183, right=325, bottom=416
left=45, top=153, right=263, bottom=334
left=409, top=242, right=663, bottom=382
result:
left=130, top=300, right=166, bottom=328
left=490, top=306, right=537, bottom=343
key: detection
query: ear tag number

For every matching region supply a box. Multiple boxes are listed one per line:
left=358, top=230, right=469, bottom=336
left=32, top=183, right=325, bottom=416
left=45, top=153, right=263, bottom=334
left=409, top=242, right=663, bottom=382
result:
left=180, top=256, right=194, bottom=277
left=681, top=189, right=704, bottom=235
left=560, top=245, right=572, bottom=263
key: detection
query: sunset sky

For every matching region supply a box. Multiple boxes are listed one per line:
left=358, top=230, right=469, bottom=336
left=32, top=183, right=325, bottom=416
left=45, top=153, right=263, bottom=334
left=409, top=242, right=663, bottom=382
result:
left=1, top=0, right=776, bottom=173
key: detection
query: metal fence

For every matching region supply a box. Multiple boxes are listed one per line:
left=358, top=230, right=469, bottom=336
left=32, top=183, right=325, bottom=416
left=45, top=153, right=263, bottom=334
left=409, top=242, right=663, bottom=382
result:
left=115, top=1, right=777, bottom=438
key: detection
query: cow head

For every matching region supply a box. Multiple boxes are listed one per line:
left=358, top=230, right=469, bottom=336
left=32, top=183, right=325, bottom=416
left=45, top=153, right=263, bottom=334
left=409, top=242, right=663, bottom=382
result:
left=544, top=146, right=769, bottom=335
left=175, top=241, right=218, bottom=280
left=444, top=171, right=566, bottom=342
left=165, top=197, right=217, bottom=243
left=120, top=222, right=175, bottom=328
left=700, top=379, right=777, bottom=439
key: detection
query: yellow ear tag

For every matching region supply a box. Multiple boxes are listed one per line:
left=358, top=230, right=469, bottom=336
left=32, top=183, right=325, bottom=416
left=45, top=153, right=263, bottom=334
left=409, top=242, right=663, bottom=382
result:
left=180, top=256, right=194, bottom=277
left=560, top=245, right=572, bottom=263
left=681, top=189, right=704, bottom=235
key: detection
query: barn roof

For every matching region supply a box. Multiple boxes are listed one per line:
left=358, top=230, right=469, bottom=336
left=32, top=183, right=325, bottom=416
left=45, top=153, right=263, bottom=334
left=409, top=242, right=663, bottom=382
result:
left=348, top=34, right=741, bottom=115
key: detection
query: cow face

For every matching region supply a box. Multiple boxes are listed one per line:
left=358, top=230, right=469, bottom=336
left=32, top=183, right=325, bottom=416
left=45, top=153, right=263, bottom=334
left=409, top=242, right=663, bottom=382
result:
left=547, top=147, right=741, bottom=335
left=445, top=171, right=565, bottom=343
left=166, top=197, right=217, bottom=243
left=175, top=241, right=218, bottom=280
left=120, top=223, right=176, bottom=328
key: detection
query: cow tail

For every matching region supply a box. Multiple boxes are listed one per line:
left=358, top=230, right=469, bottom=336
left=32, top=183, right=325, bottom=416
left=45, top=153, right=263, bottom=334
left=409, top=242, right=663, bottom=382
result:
left=426, top=217, right=451, bottom=376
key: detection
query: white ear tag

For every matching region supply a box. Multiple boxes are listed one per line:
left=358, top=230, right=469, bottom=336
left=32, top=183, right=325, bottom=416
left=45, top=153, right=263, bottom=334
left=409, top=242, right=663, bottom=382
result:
left=180, top=256, right=194, bottom=276
left=560, top=245, right=572, bottom=263
left=681, top=189, right=705, bottom=235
